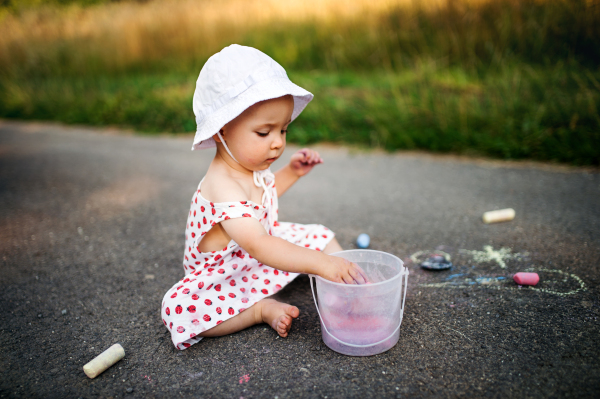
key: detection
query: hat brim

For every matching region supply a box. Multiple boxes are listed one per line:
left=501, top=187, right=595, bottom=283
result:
left=192, top=77, right=313, bottom=151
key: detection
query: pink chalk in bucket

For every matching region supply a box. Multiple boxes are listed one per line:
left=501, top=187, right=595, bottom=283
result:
left=310, top=250, right=409, bottom=356
left=513, top=272, right=539, bottom=286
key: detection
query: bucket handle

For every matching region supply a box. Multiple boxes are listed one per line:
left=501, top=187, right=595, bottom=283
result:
left=309, top=269, right=408, bottom=349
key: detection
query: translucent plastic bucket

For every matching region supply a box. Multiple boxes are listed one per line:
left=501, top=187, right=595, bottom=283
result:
left=310, top=250, right=408, bottom=356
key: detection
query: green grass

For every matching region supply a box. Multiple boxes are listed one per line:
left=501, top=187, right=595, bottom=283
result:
left=2, top=61, right=598, bottom=165
left=1, top=0, right=599, bottom=164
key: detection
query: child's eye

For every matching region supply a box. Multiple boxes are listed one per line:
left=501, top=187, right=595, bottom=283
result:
left=256, top=132, right=269, bottom=137
left=281, top=129, right=288, bottom=134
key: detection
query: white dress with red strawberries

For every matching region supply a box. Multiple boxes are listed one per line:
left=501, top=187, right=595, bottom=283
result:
left=161, top=169, right=334, bottom=350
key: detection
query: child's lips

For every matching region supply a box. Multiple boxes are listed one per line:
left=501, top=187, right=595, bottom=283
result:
left=266, top=157, right=276, bottom=163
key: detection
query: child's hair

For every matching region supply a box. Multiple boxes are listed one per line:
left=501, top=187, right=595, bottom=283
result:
left=191, top=44, right=313, bottom=151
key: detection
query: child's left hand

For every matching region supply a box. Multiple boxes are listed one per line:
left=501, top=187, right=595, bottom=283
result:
left=289, top=148, right=323, bottom=177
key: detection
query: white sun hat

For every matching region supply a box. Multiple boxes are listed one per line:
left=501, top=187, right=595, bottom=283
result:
left=191, top=44, right=314, bottom=151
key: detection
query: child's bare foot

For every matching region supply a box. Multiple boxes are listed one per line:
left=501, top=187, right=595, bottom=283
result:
left=258, top=298, right=299, bottom=337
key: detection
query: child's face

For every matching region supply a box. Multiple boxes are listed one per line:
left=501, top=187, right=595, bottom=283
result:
left=219, top=95, right=294, bottom=172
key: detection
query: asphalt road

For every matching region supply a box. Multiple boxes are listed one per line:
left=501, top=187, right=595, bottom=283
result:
left=1, top=120, right=599, bottom=398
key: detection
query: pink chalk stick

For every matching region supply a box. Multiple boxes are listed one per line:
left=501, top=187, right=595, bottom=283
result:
left=513, top=272, right=539, bottom=286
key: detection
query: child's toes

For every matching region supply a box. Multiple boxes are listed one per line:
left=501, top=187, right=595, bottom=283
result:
left=285, top=305, right=300, bottom=319
left=277, top=316, right=292, bottom=336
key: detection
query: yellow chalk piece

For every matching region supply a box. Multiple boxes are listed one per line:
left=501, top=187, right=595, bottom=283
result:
left=483, top=208, right=515, bottom=224
left=83, top=344, right=125, bottom=379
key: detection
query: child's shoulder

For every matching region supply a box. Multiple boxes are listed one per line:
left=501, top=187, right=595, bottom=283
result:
left=199, top=169, right=251, bottom=205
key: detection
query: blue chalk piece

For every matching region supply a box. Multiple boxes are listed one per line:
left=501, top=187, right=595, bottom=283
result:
left=356, top=233, right=370, bottom=249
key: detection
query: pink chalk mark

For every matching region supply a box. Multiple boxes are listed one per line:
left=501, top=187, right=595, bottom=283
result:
left=239, top=374, right=250, bottom=384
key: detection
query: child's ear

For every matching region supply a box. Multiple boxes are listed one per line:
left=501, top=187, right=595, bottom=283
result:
left=214, top=129, right=224, bottom=143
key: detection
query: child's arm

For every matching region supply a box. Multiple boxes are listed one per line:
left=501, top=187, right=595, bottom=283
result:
left=275, top=148, right=323, bottom=197
left=220, top=216, right=367, bottom=284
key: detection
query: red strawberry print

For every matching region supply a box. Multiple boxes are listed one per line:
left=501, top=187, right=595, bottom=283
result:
left=314, top=235, right=318, bottom=239
left=210, top=202, right=214, bottom=207
left=216, top=307, right=222, bottom=314
left=218, top=295, right=225, bottom=301
left=224, top=216, right=230, bottom=220
left=203, top=216, right=207, bottom=225
left=239, top=308, right=246, bottom=313
left=165, top=307, right=170, bottom=316
left=264, top=279, right=270, bottom=285
left=177, top=326, right=185, bottom=333
left=190, top=221, right=194, bottom=227
left=251, top=288, right=257, bottom=294
left=215, top=284, right=221, bottom=291
left=192, top=319, right=200, bottom=326
left=206, top=284, right=213, bottom=290
left=201, top=206, right=205, bottom=212
left=171, top=292, right=177, bottom=298
left=261, top=289, right=268, bottom=294
left=218, top=269, right=225, bottom=274
left=216, top=320, right=222, bottom=325
left=252, top=274, right=258, bottom=280
left=254, top=206, right=259, bottom=210
left=191, top=253, right=197, bottom=259
left=228, top=307, right=234, bottom=315
left=192, top=294, right=199, bottom=300
left=283, top=272, right=289, bottom=276
left=204, top=299, right=212, bottom=306
left=214, top=254, right=222, bottom=261
left=263, top=269, right=269, bottom=274
left=212, top=208, right=216, bottom=215
left=229, top=279, right=236, bottom=286
left=182, top=288, right=190, bottom=295
left=274, top=270, right=279, bottom=275
left=240, top=201, right=247, bottom=204
left=203, top=314, right=211, bottom=322
left=241, top=297, right=249, bottom=303
left=187, top=305, right=196, bottom=313
left=169, top=322, right=173, bottom=329
left=191, top=232, right=195, bottom=238
left=242, top=213, right=251, bottom=217
left=175, top=305, right=183, bottom=314
left=177, top=285, right=184, bottom=290
left=228, top=293, right=236, bottom=298
left=304, top=244, right=310, bottom=248
left=240, top=288, right=246, bottom=293
left=198, top=282, right=204, bottom=289
left=274, top=284, right=282, bottom=292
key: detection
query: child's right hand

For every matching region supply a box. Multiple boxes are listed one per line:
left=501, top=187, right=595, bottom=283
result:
left=320, top=255, right=369, bottom=284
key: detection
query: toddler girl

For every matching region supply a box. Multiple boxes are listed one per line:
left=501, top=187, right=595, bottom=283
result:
left=161, top=44, right=366, bottom=350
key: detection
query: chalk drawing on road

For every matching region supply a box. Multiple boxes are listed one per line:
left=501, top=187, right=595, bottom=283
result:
left=459, top=245, right=527, bottom=269
left=418, top=268, right=586, bottom=297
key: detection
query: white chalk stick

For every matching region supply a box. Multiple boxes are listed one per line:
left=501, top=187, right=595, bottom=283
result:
left=482, top=208, right=515, bottom=224
left=83, top=343, right=125, bottom=379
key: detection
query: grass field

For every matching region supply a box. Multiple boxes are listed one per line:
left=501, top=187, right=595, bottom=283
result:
left=1, top=0, right=599, bottom=164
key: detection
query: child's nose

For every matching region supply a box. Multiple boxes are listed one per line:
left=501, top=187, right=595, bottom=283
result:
left=271, top=134, right=284, bottom=149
